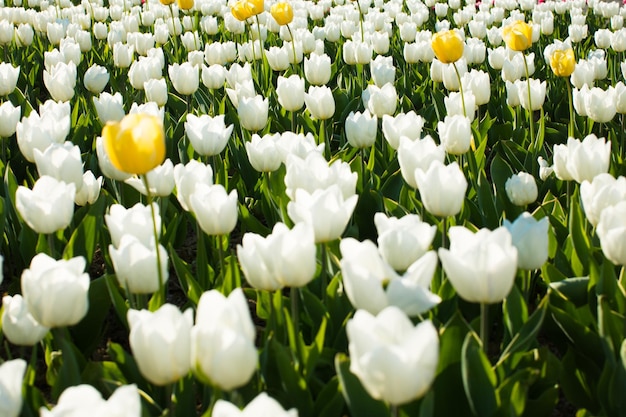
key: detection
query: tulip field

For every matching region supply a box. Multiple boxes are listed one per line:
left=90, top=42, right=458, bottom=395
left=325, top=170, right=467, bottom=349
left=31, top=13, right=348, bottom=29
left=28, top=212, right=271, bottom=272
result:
left=2, top=0, right=626, bottom=414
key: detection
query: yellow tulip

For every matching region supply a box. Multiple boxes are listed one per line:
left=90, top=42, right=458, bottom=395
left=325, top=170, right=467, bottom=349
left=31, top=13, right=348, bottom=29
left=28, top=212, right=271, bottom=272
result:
left=431, top=30, right=464, bottom=64
left=159, top=0, right=176, bottom=5
left=177, top=0, right=194, bottom=10
left=102, top=114, right=166, bottom=175
left=502, top=21, right=533, bottom=52
left=271, top=2, right=293, bottom=25
left=550, top=48, right=576, bottom=77
left=231, top=0, right=253, bottom=21
left=248, top=0, right=264, bottom=15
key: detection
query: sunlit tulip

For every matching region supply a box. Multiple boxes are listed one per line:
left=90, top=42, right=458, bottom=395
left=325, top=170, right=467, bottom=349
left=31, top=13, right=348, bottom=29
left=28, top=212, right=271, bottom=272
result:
left=202, top=64, right=226, bottom=89
left=444, top=90, right=476, bottom=120
left=398, top=136, right=445, bottom=189
left=21, top=253, right=89, bottom=327
left=461, top=69, right=491, bottom=106
left=40, top=384, right=140, bottom=417
left=381, top=111, right=424, bottom=149
left=144, top=78, right=168, bottom=107
left=439, top=226, right=518, bottom=303
left=106, top=203, right=160, bottom=248
left=438, top=115, right=472, bottom=155
left=190, top=184, right=238, bottom=236
left=83, top=64, right=109, bottom=94
left=0, top=101, right=20, bottom=137
left=102, top=113, right=166, bottom=175
left=238, top=95, right=269, bottom=132
left=185, top=114, right=234, bottom=156
left=341, top=238, right=440, bottom=316
left=213, top=393, right=297, bottom=417
left=168, top=62, right=200, bottom=96
left=43, top=61, right=77, bottom=102
left=128, top=305, right=192, bottom=385
left=16, top=24, right=34, bottom=46
left=504, top=212, right=550, bottom=270
left=580, top=174, right=626, bottom=227
left=271, top=1, right=293, bottom=25
left=345, top=110, right=377, bottom=149
left=363, top=83, right=397, bottom=117
left=0, top=63, right=19, bottom=96
left=128, top=57, right=162, bottom=90
left=125, top=159, right=176, bottom=197
left=287, top=185, right=358, bottom=243
left=566, top=134, right=611, bottom=183
left=347, top=307, right=439, bottom=405
left=597, top=201, right=626, bottom=266
left=174, top=160, right=213, bottom=212
left=304, top=85, right=335, bottom=120
left=514, top=78, right=546, bottom=111
left=375, top=212, right=437, bottom=272
left=488, top=46, right=506, bottom=70
left=244, top=134, right=281, bottom=172
left=74, top=171, right=103, bottom=206
left=583, top=86, right=617, bottom=123
left=266, top=46, right=290, bottom=71
left=16, top=176, right=75, bottom=234
left=415, top=161, right=467, bottom=217
left=285, top=152, right=357, bottom=200
left=277, top=131, right=324, bottom=163
left=93, top=92, right=125, bottom=124
left=552, top=143, right=574, bottom=181
left=464, top=38, right=487, bottom=65
left=276, top=75, right=305, bottom=112
left=503, top=20, right=533, bottom=51
left=231, top=0, right=253, bottom=21
left=505, top=172, right=538, bottom=206
left=304, top=53, right=331, bottom=85
left=2, top=295, right=49, bottom=346
left=238, top=222, right=317, bottom=290
left=178, top=0, right=194, bottom=10
left=0, top=359, right=26, bottom=417
left=191, top=288, right=257, bottom=390
left=110, top=234, right=168, bottom=294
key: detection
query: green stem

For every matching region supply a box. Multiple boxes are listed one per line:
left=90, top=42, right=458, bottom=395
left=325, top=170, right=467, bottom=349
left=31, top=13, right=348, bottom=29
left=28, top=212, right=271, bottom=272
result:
left=143, top=175, right=166, bottom=307
left=320, top=243, right=328, bottom=305
left=215, top=234, right=226, bottom=287
left=522, top=54, right=535, bottom=150
left=453, top=62, right=467, bottom=118
left=291, top=286, right=300, bottom=364
left=566, top=80, right=574, bottom=138
left=47, top=233, right=56, bottom=258
left=480, top=302, right=489, bottom=354
left=286, top=24, right=297, bottom=68
left=390, top=404, right=399, bottom=417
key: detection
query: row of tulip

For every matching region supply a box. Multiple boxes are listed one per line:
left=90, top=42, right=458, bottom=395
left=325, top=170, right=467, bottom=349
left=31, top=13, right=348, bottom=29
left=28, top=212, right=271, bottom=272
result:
left=1, top=0, right=626, bottom=415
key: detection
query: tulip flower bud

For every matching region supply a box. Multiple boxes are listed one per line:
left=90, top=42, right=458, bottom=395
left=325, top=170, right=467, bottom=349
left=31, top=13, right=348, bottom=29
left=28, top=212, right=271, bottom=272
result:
left=431, top=30, right=464, bottom=64
left=0, top=359, right=27, bottom=417
left=504, top=212, right=549, bottom=270
left=178, top=0, right=194, bottom=10
left=231, top=0, right=253, bottom=21
left=2, top=295, right=49, bottom=346
left=502, top=20, right=533, bottom=51
left=549, top=48, right=576, bottom=77
left=505, top=172, right=538, bottom=206
left=271, top=2, right=293, bottom=25
left=102, top=113, right=166, bottom=175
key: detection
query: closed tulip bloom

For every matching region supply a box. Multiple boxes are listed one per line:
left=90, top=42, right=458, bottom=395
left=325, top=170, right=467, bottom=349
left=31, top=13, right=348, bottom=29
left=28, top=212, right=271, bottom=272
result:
left=415, top=161, right=467, bottom=217
left=2, top=295, right=49, bottom=346
left=40, top=384, right=140, bottom=417
left=382, top=111, right=424, bottom=149
left=213, top=393, right=297, bottom=417
left=597, top=201, right=626, bottom=265
left=102, top=113, right=166, bottom=175
left=552, top=143, right=574, bottom=181
left=304, top=86, right=335, bottom=120
left=191, top=288, right=257, bottom=390
left=505, top=172, right=538, bottom=206
left=113, top=42, right=134, bottom=69
left=75, top=171, right=103, bottom=206
left=109, top=234, right=168, bottom=294
left=438, top=115, right=472, bottom=155
left=580, top=174, right=626, bottom=227
left=431, top=29, right=464, bottom=64
left=504, top=212, right=549, bottom=270
left=284, top=152, right=357, bottom=200
left=375, top=212, right=437, bottom=272
left=34, top=142, right=84, bottom=191
left=238, top=222, right=317, bottom=290
left=304, top=53, right=331, bottom=85
left=202, top=64, right=226, bottom=89
left=83, top=64, right=109, bottom=94
left=584, top=86, right=617, bottom=123
left=345, top=110, right=377, bottom=148
left=106, top=203, right=161, bottom=248
left=271, top=2, right=293, bottom=25
left=185, top=114, right=234, bottom=156
left=238, top=95, right=269, bottom=132
left=231, top=0, right=253, bottom=21
left=341, top=238, right=440, bottom=316
left=276, top=75, right=305, bottom=112
left=16, top=176, right=75, bottom=234
left=144, top=78, right=168, bottom=107
left=461, top=69, right=491, bottom=106
left=0, top=101, right=20, bottom=137
left=398, top=136, right=446, bottom=189
left=21, top=253, right=89, bottom=327
left=502, top=20, right=533, bottom=51
left=128, top=304, right=192, bottom=385
left=174, top=160, right=214, bottom=212
left=566, top=134, right=611, bottom=183
left=168, top=62, right=199, bottom=96
left=266, top=46, right=290, bottom=72
left=190, top=184, right=238, bottom=236
left=43, top=61, right=77, bottom=102
left=347, top=307, right=439, bottom=405
left=287, top=185, right=358, bottom=243
left=439, top=226, right=518, bottom=303
left=178, top=0, right=194, bottom=10
left=0, top=359, right=26, bottom=417
left=549, top=47, right=576, bottom=77
left=245, top=133, right=282, bottom=172
left=363, top=83, right=397, bottom=117
left=95, top=136, right=132, bottom=182
left=0, top=63, right=19, bottom=96
left=93, top=92, right=125, bottom=124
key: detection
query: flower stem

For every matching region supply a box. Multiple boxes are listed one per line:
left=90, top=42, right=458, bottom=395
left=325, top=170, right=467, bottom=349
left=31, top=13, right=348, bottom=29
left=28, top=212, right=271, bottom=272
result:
left=566, top=80, right=574, bottom=138
left=522, top=54, right=535, bottom=150
left=480, top=302, right=489, bottom=354
left=453, top=62, right=467, bottom=118
left=142, top=175, right=166, bottom=308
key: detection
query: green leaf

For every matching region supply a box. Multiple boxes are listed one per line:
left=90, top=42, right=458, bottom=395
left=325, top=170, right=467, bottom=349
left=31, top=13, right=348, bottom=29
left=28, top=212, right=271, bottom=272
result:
left=499, top=295, right=547, bottom=365
left=461, top=332, right=498, bottom=417
left=335, top=353, right=389, bottom=417
left=169, top=245, right=203, bottom=305
left=104, top=274, right=129, bottom=329
left=568, top=194, right=591, bottom=272
left=312, top=377, right=345, bottom=417
left=503, top=283, right=529, bottom=341
left=549, top=277, right=589, bottom=307
left=107, top=342, right=149, bottom=393
left=51, top=332, right=83, bottom=400
left=70, top=276, right=112, bottom=356
left=269, top=337, right=314, bottom=416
